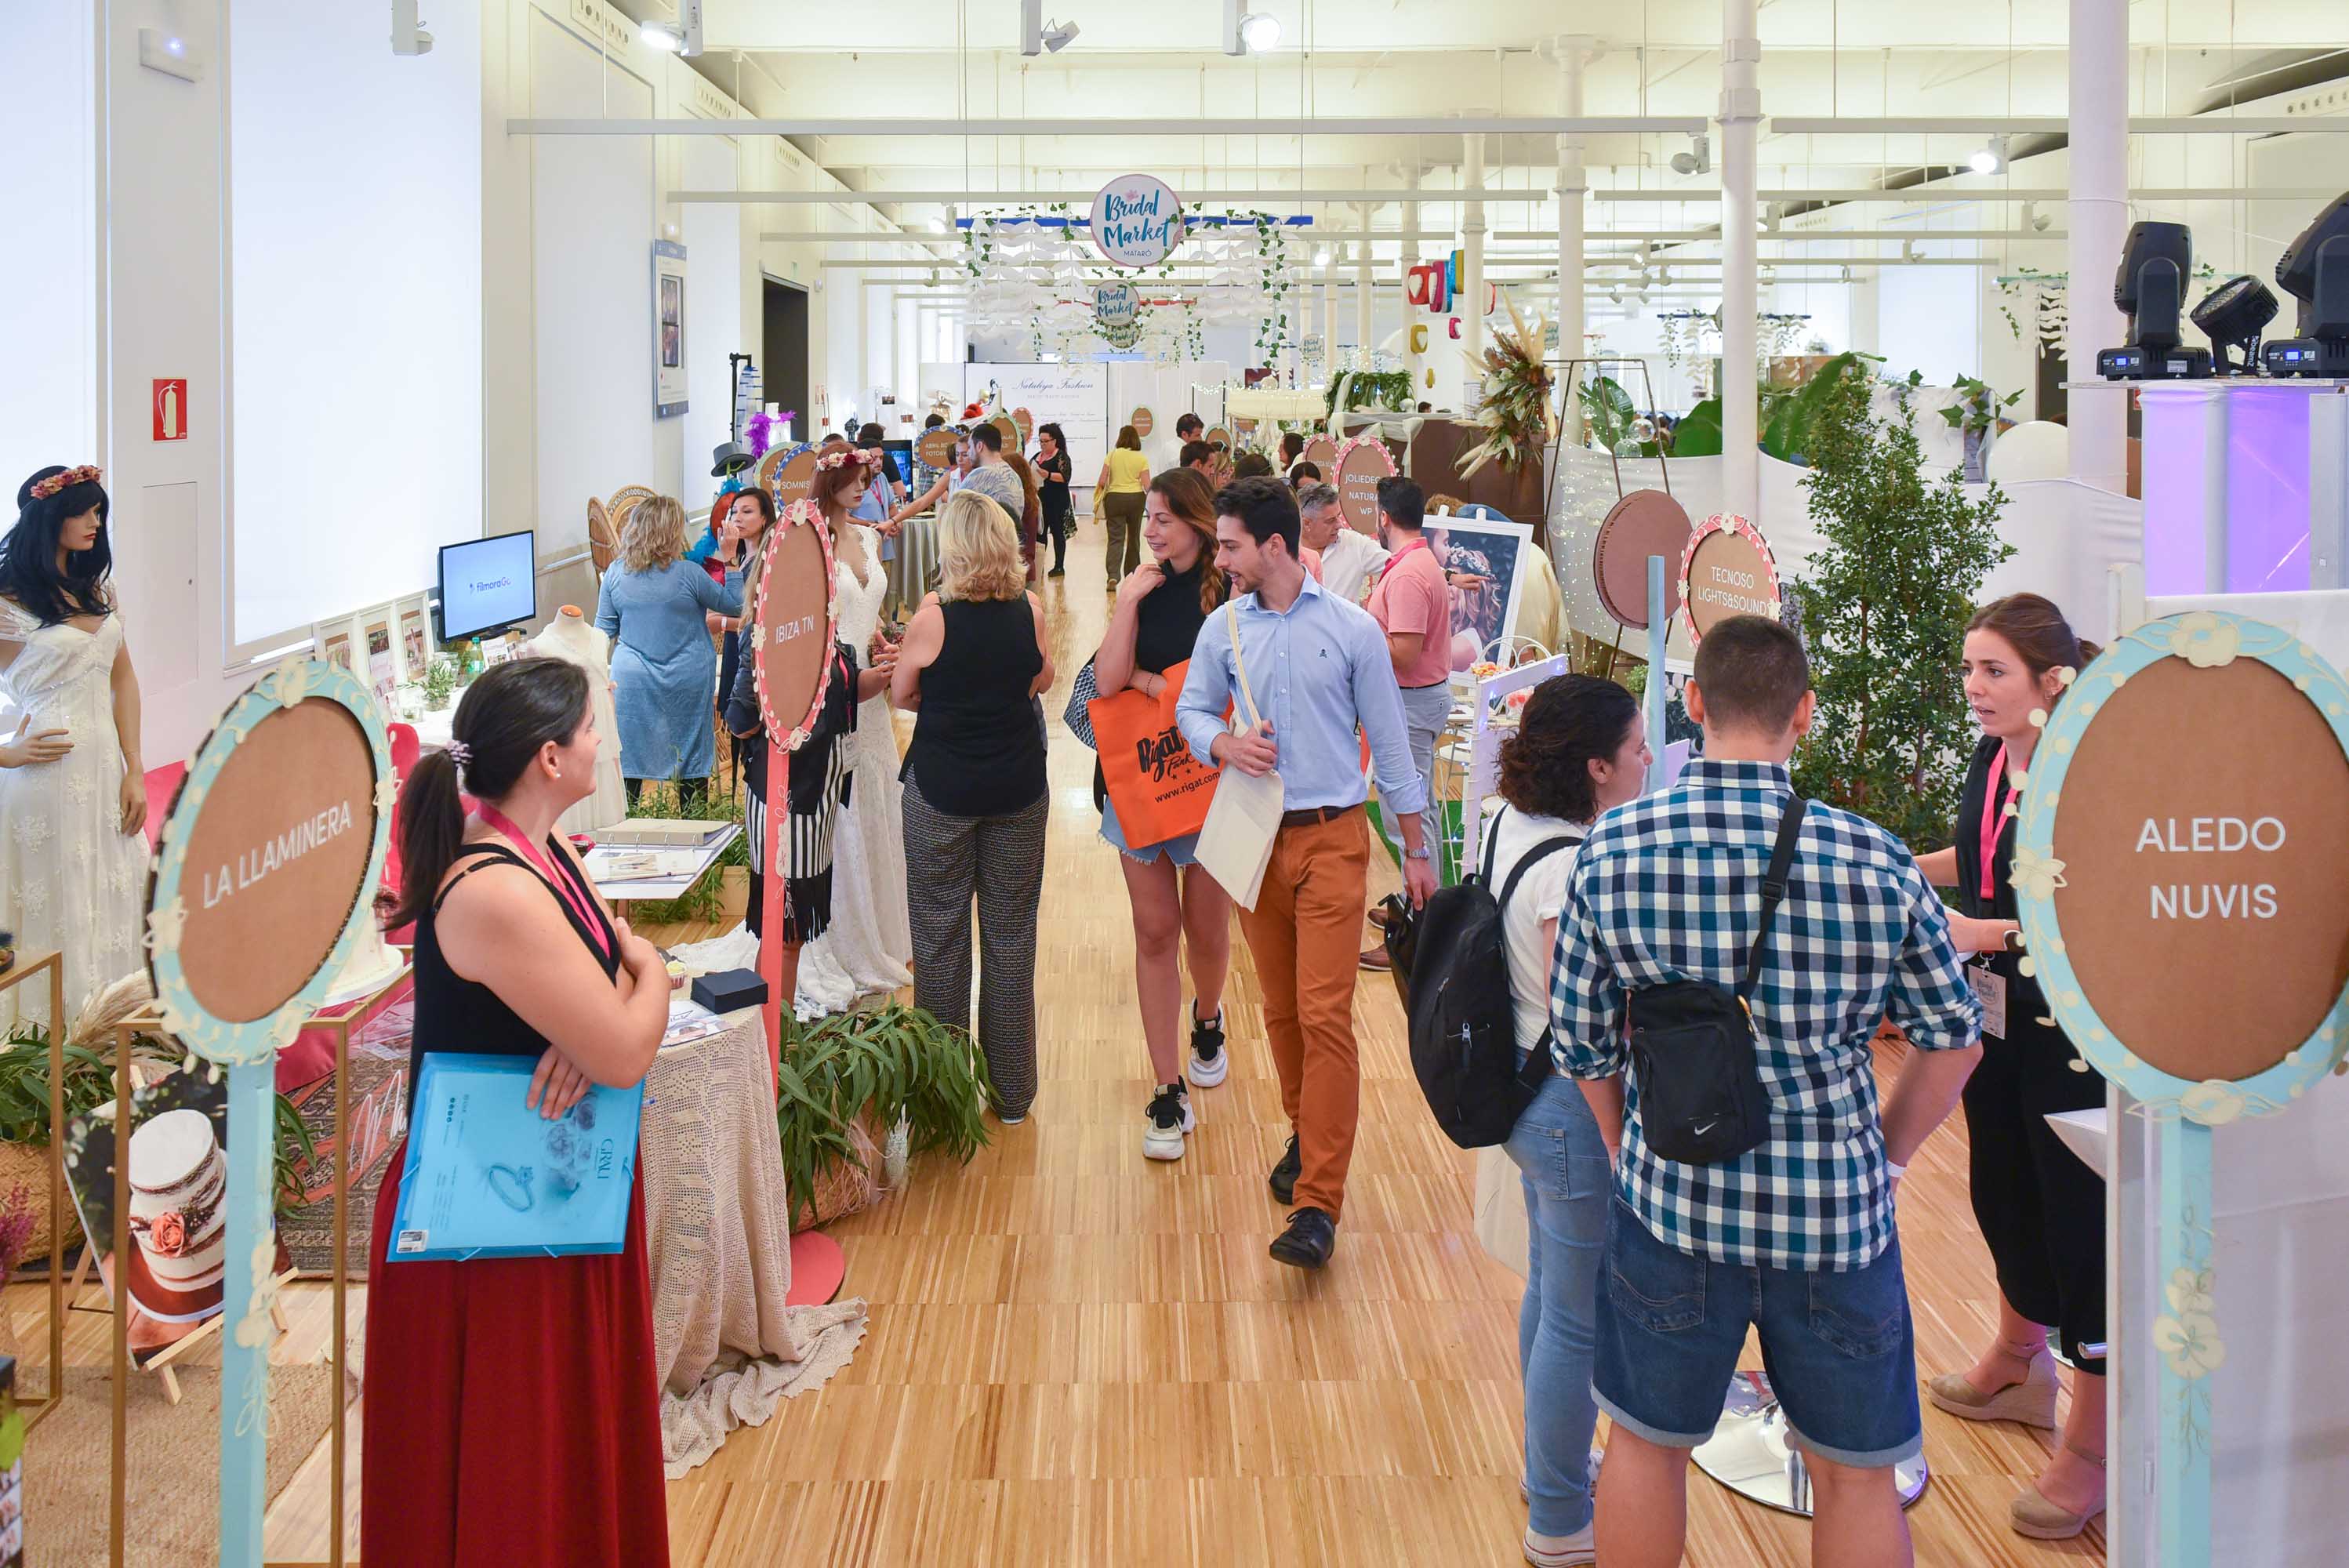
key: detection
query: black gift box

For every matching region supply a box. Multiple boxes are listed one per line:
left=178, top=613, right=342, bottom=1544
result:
left=692, top=967, right=769, bottom=1014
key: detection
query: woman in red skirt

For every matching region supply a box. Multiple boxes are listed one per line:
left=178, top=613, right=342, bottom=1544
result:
left=366, top=658, right=673, bottom=1566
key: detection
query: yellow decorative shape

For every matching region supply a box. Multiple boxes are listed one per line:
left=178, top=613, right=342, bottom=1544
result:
left=374, top=774, right=402, bottom=817
left=2167, top=611, right=2241, bottom=669
left=2179, top=1079, right=2247, bottom=1127
left=2151, top=1310, right=2226, bottom=1379
left=2054, top=666, right=2077, bottom=688
left=2166, top=1267, right=2215, bottom=1316
left=2028, top=708, right=2048, bottom=729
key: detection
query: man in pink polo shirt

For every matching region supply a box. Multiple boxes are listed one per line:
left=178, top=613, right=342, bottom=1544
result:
left=1361, top=474, right=1453, bottom=969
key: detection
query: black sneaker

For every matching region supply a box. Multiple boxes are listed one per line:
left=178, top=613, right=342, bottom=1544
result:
left=1142, top=1082, right=1192, bottom=1162
left=1187, top=1004, right=1228, bottom=1087
left=1269, top=1134, right=1301, bottom=1204
left=1269, top=1207, right=1337, bottom=1269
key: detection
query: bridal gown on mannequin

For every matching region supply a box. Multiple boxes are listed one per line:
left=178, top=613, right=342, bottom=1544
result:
left=0, top=597, right=147, bottom=1030
left=672, top=522, right=910, bottom=1020
left=525, top=607, right=629, bottom=834
left=794, top=523, right=913, bottom=1015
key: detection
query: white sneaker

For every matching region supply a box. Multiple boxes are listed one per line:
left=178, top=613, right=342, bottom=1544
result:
left=1142, top=1083, right=1192, bottom=1161
left=1523, top=1523, right=1596, bottom=1568
left=1187, top=1005, right=1229, bottom=1087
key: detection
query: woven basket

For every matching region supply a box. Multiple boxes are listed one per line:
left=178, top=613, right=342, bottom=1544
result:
left=0, top=1138, right=79, bottom=1258
left=587, top=497, right=619, bottom=575
left=795, top=1114, right=880, bottom=1233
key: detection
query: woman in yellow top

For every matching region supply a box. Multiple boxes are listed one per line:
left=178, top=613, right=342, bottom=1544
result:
left=1094, top=425, right=1154, bottom=588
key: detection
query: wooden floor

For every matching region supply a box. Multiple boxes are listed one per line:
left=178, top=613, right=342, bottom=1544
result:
left=42, top=522, right=2101, bottom=1565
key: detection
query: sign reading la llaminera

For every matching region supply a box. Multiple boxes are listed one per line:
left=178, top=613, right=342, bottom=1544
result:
left=1090, top=176, right=1185, bottom=269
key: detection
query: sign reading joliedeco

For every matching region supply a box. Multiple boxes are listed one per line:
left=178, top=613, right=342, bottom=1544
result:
left=1334, top=436, right=1397, bottom=535
left=147, top=659, right=392, bottom=1058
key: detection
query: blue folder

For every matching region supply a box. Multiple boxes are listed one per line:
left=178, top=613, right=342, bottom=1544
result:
left=387, top=1053, right=642, bottom=1261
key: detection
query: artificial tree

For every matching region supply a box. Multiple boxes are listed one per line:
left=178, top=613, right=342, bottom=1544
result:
left=1790, top=370, right=2013, bottom=851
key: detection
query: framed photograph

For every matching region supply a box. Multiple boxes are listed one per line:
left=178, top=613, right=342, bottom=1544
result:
left=396, top=593, right=433, bottom=681
left=1424, top=512, right=1534, bottom=677
left=362, top=609, right=398, bottom=711
left=652, top=240, right=688, bottom=417
left=315, top=620, right=357, bottom=677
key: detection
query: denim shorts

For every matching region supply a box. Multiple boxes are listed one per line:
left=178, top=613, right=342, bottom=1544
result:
left=1593, top=1196, right=1923, bottom=1468
left=1098, top=796, right=1200, bottom=867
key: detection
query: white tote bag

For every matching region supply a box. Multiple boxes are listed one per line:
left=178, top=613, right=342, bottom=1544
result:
left=1472, top=1145, right=1530, bottom=1279
left=1193, top=601, right=1285, bottom=910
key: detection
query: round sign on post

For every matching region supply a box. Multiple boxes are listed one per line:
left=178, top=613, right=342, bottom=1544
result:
left=1333, top=435, right=1398, bottom=535
left=1012, top=407, right=1034, bottom=445
left=989, top=412, right=1021, bottom=455
left=1204, top=425, right=1232, bottom=452
left=1131, top=407, right=1155, bottom=439
left=753, top=441, right=815, bottom=504
left=2013, top=613, right=2349, bottom=1563
left=1592, top=490, right=1693, bottom=630
left=916, top=426, right=960, bottom=470
left=1090, top=174, right=1184, bottom=268
left=1677, top=513, right=1782, bottom=642
left=143, top=656, right=392, bottom=1565
left=1302, top=434, right=1339, bottom=472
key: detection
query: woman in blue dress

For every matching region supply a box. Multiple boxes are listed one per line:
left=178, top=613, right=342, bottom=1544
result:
left=594, top=494, right=742, bottom=810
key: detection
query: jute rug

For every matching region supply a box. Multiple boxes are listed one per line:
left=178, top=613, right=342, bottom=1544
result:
left=28, top=1360, right=353, bottom=1566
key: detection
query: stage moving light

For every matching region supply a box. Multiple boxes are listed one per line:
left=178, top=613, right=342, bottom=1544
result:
left=2097, top=221, right=2211, bottom=381
left=2262, top=191, right=2349, bottom=379
left=2191, top=275, right=2279, bottom=376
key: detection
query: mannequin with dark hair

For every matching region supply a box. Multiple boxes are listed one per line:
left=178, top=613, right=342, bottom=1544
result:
left=0, top=465, right=149, bottom=1030
left=365, top=655, right=673, bottom=1566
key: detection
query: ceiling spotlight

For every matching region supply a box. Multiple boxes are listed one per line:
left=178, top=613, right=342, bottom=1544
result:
left=1021, top=0, right=1080, bottom=55
left=1967, top=133, right=2009, bottom=176
left=639, top=1, right=702, bottom=56
left=2024, top=201, right=2053, bottom=233
left=1670, top=133, right=1712, bottom=177
left=390, top=0, right=432, bottom=55
left=1225, top=1, right=1280, bottom=54
left=641, top=21, right=681, bottom=51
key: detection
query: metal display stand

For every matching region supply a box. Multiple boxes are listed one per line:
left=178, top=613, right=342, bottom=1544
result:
left=1693, top=1371, right=1931, bottom=1515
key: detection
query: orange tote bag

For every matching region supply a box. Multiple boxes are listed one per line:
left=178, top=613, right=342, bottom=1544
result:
left=1090, top=659, right=1222, bottom=848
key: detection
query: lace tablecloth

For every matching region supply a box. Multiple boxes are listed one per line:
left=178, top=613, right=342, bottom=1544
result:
left=643, top=1007, right=867, bottom=1475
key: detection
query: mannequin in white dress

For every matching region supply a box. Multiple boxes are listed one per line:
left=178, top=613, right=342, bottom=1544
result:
left=795, top=515, right=913, bottom=1013
left=525, top=606, right=628, bottom=833
left=0, top=466, right=150, bottom=1031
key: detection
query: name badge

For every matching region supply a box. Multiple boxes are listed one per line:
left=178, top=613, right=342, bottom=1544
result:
left=1968, top=961, right=2008, bottom=1041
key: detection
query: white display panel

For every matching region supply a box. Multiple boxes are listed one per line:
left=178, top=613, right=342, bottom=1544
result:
left=228, top=0, right=483, bottom=648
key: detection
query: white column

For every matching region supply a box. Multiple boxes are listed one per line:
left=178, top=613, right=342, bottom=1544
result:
left=1463, top=130, right=1488, bottom=369
left=1323, top=262, right=1341, bottom=367
left=1556, top=36, right=1596, bottom=383
left=1719, top=0, right=1762, bottom=520
left=2068, top=0, right=2129, bottom=495
left=1404, top=163, right=1426, bottom=397
left=1356, top=205, right=1374, bottom=358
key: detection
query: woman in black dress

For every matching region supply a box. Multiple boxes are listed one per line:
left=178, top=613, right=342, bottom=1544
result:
left=1915, top=593, right=2108, bottom=1542
left=1034, top=423, right=1074, bottom=578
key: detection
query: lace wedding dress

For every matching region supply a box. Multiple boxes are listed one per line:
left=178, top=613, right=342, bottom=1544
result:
left=673, top=524, right=912, bottom=1020
left=0, top=597, right=148, bottom=1030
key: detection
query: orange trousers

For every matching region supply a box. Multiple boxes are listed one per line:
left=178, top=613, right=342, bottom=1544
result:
left=1235, top=807, right=1371, bottom=1218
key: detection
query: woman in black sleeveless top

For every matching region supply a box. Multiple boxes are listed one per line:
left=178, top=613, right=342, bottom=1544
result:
left=365, top=658, right=673, bottom=1568
left=1913, top=594, right=2108, bottom=1542
left=893, top=490, right=1054, bottom=1122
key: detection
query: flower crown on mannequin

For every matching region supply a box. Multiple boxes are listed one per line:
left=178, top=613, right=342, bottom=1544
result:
left=28, top=465, right=101, bottom=501
left=814, top=447, right=883, bottom=474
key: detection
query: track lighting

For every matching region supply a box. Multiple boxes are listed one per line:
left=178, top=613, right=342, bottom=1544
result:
left=1670, top=133, right=1712, bottom=177
left=1225, top=0, right=1280, bottom=55
left=1020, top=1, right=1080, bottom=56
left=1967, top=134, right=2009, bottom=176
left=390, top=0, right=432, bottom=55
left=640, top=1, right=702, bottom=56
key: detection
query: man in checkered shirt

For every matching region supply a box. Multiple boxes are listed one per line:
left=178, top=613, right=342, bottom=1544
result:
left=1551, top=614, right=1983, bottom=1568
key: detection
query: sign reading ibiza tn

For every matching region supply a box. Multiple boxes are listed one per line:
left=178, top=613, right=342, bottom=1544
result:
left=1090, top=176, right=1185, bottom=269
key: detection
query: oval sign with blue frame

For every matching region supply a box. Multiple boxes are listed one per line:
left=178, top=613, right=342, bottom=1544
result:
left=2013, top=612, right=2349, bottom=1120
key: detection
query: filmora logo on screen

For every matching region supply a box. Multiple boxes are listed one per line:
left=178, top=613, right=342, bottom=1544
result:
left=470, top=576, right=514, bottom=594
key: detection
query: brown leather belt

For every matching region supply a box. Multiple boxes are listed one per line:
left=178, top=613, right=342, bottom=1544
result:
left=1279, top=804, right=1361, bottom=829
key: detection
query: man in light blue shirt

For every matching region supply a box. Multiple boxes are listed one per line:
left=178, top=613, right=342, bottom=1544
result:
left=1177, top=477, right=1436, bottom=1270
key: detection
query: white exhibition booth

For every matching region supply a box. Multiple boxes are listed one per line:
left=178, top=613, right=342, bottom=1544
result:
left=916, top=361, right=1238, bottom=480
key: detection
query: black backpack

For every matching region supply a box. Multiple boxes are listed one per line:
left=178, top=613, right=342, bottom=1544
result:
left=1400, top=810, right=1581, bottom=1149
left=1625, top=795, right=1806, bottom=1165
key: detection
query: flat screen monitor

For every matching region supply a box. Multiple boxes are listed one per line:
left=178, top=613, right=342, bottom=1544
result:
left=881, top=439, right=913, bottom=488
left=436, top=528, right=537, bottom=644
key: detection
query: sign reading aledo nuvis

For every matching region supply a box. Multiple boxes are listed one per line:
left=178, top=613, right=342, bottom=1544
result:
left=149, top=659, right=393, bottom=1057
left=750, top=499, right=840, bottom=748
left=1677, top=512, right=1781, bottom=642
left=2019, top=615, right=2349, bottom=1092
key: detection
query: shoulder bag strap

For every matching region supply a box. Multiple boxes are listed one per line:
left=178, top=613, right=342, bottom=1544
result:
left=1223, top=601, right=1264, bottom=732
left=1479, top=804, right=1506, bottom=885
left=1494, top=832, right=1581, bottom=913
left=1738, top=795, right=1809, bottom=1000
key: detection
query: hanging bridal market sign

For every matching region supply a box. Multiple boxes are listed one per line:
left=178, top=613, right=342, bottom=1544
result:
left=143, top=654, right=392, bottom=1566
left=1334, top=435, right=1398, bottom=535
left=1095, top=282, right=1141, bottom=331
left=1090, top=175, right=1185, bottom=269
left=1677, top=512, right=1781, bottom=641
left=1593, top=489, right=1693, bottom=631
left=2012, top=612, right=2349, bottom=1566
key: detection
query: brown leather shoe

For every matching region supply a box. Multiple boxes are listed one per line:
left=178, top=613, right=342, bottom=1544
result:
left=1359, top=946, right=1391, bottom=971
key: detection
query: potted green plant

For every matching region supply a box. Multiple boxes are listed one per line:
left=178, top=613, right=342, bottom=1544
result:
left=1939, top=374, right=2024, bottom=482
left=772, top=1003, right=993, bottom=1231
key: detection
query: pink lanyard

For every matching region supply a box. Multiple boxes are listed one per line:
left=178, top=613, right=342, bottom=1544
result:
left=1378, top=536, right=1430, bottom=583
left=477, top=804, right=613, bottom=960
left=1978, top=744, right=2011, bottom=903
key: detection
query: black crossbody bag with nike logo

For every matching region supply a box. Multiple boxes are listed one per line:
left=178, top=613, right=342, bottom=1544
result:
left=1625, top=796, right=1806, bottom=1166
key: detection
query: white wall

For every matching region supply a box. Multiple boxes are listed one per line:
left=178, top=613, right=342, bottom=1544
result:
left=0, top=1, right=97, bottom=499
left=228, top=0, right=483, bottom=650
left=679, top=128, right=744, bottom=514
